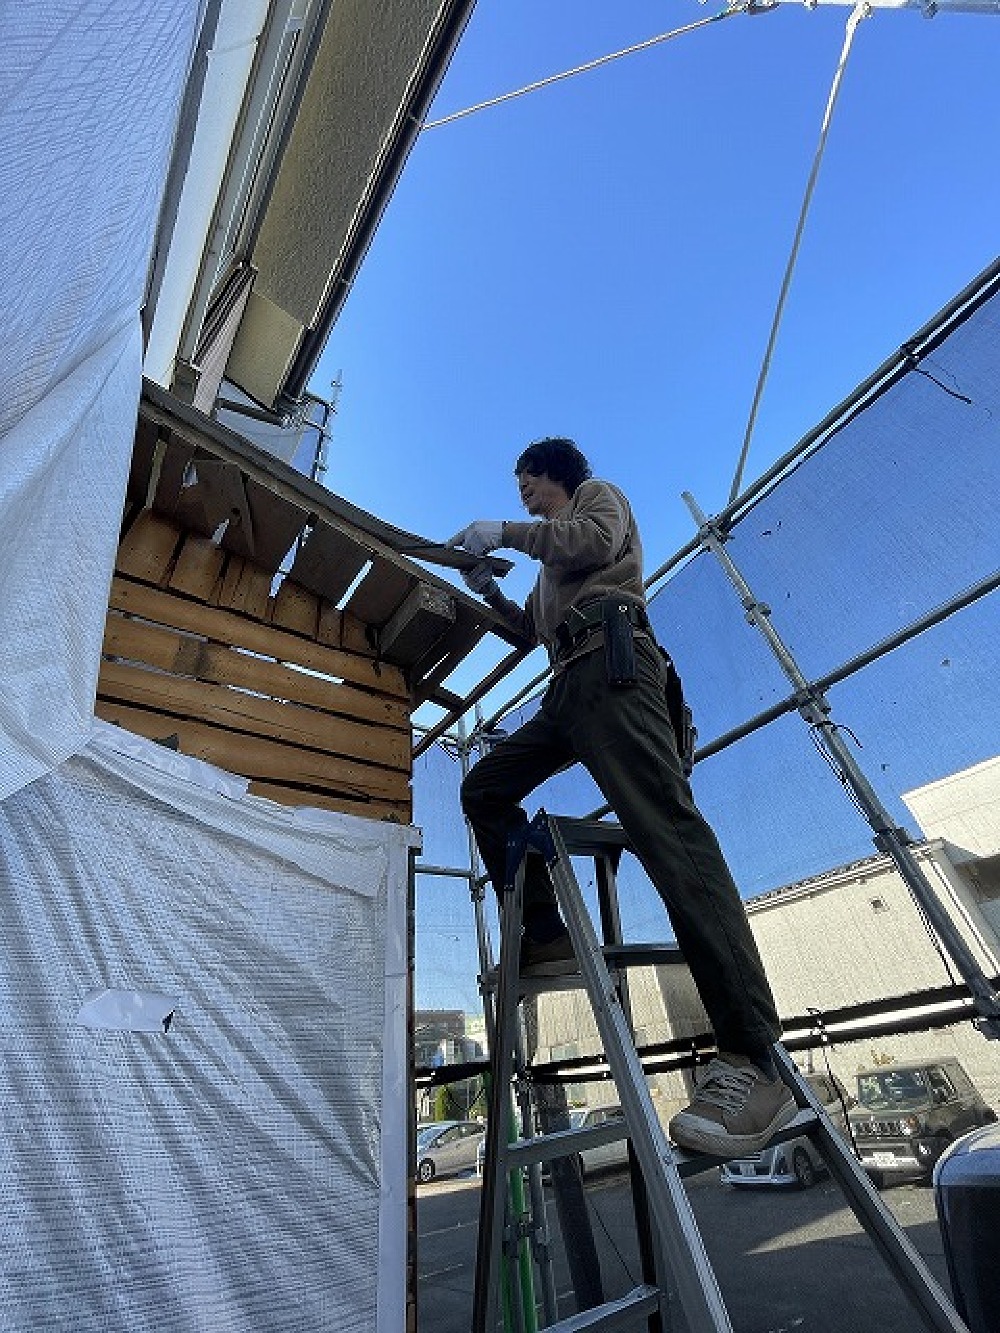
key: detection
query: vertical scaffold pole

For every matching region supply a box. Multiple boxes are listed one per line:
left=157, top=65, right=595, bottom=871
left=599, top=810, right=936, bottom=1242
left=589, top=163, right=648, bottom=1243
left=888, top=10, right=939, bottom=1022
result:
left=683, top=490, right=1000, bottom=1040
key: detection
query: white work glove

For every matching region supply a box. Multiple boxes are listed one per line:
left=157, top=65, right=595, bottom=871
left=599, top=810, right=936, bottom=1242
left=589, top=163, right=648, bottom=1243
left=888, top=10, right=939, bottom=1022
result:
left=462, top=561, right=500, bottom=599
left=447, top=520, right=504, bottom=557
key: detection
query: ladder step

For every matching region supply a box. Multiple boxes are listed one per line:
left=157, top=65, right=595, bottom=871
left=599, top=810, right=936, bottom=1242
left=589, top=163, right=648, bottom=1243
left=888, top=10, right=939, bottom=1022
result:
left=507, top=1108, right=822, bottom=1178
left=508, top=1118, right=629, bottom=1170
left=484, top=943, right=685, bottom=996
left=603, top=942, right=684, bottom=967
left=548, top=816, right=632, bottom=858
left=672, top=1108, right=822, bottom=1179
left=542, top=1284, right=661, bottom=1332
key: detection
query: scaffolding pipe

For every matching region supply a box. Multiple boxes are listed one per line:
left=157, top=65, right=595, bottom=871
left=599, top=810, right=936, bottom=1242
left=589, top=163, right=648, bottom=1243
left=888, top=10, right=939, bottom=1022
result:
left=586, top=566, right=1000, bottom=826
left=683, top=488, right=1000, bottom=1039
left=645, top=255, right=1000, bottom=594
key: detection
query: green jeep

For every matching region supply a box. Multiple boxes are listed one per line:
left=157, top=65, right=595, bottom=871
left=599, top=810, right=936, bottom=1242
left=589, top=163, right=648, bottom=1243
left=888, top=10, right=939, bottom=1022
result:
left=848, top=1057, right=996, bottom=1185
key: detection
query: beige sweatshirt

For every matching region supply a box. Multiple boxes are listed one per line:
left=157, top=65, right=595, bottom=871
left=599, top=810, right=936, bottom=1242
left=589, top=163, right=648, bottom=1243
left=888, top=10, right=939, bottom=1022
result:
left=484, top=478, right=646, bottom=662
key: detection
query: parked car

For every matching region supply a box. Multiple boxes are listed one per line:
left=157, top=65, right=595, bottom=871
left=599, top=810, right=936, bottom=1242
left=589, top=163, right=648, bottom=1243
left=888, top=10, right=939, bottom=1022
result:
left=415, top=1119, right=486, bottom=1184
left=848, top=1057, right=996, bottom=1185
left=720, top=1071, right=852, bottom=1189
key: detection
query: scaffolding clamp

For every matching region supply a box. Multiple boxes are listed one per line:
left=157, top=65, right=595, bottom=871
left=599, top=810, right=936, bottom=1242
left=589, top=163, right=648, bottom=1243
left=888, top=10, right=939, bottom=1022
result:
left=792, top=686, right=832, bottom=725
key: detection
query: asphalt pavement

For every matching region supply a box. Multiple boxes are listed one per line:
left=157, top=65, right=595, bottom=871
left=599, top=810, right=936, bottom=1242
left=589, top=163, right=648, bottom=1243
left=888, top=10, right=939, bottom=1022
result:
left=417, top=1167, right=955, bottom=1333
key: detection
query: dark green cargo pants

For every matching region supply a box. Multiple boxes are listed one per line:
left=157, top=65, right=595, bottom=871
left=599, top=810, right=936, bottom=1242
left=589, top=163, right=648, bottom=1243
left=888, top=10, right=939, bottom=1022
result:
left=460, top=636, right=780, bottom=1059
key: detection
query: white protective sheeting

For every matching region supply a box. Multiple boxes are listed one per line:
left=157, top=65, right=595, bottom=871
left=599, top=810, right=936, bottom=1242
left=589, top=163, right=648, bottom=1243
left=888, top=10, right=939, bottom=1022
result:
left=0, top=2, right=203, bottom=801
left=0, top=723, right=417, bottom=1332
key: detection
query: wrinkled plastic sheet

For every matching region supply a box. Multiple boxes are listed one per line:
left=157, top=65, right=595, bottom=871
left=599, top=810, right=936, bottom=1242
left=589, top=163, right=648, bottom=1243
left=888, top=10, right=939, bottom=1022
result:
left=0, top=723, right=417, bottom=1331
left=0, top=2, right=201, bottom=801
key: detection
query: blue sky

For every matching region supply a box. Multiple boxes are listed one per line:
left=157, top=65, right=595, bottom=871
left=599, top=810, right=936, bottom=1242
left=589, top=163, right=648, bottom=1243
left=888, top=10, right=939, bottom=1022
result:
left=307, top=3, right=1000, bottom=1013
left=309, top=0, right=999, bottom=721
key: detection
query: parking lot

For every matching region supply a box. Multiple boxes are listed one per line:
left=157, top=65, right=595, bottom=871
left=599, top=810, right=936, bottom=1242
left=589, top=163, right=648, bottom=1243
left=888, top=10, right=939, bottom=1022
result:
left=417, top=1166, right=954, bottom=1332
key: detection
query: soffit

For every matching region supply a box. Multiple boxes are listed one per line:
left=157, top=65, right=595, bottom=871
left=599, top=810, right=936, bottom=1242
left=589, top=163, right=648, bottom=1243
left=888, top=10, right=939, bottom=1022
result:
left=222, top=0, right=477, bottom=410
left=251, top=0, right=445, bottom=328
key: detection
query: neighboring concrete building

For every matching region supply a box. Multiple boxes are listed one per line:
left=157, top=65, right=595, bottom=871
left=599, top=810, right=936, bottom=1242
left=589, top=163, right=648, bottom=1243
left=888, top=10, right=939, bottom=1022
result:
left=531, top=757, right=1000, bottom=1119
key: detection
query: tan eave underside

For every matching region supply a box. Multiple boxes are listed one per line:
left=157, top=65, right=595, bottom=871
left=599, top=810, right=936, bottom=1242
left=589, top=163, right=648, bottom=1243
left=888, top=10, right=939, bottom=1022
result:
left=226, top=0, right=445, bottom=404
left=251, top=0, right=444, bottom=327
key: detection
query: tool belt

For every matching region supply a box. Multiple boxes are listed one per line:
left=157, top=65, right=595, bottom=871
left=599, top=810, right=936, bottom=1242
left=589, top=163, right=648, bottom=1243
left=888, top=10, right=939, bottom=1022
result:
left=553, top=597, right=697, bottom=775
left=553, top=598, right=650, bottom=661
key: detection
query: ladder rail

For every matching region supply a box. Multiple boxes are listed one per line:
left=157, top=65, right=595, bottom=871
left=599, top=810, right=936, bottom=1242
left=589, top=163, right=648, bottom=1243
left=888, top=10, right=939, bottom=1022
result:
left=593, top=849, right=669, bottom=1333
left=474, top=850, right=536, bottom=1333
left=545, top=813, right=735, bottom=1333
left=773, top=1046, right=970, bottom=1333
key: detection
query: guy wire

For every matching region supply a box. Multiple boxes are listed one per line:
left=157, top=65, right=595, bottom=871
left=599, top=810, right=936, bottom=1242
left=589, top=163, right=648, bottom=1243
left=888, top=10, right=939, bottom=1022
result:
left=421, top=6, right=754, bottom=131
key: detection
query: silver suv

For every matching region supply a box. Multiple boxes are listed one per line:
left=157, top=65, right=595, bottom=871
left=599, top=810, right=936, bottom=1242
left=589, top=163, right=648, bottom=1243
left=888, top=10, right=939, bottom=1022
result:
left=848, top=1057, right=996, bottom=1185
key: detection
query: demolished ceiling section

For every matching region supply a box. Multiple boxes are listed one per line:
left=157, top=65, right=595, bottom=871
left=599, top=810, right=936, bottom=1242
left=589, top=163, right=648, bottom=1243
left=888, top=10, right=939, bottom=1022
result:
left=126, top=382, right=526, bottom=707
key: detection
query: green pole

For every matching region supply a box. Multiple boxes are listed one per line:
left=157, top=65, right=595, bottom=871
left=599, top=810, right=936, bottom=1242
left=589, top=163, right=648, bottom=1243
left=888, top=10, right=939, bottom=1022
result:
left=506, top=1138, right=538, bottom=1333
left=485, top=1072, right=538, bottom=1332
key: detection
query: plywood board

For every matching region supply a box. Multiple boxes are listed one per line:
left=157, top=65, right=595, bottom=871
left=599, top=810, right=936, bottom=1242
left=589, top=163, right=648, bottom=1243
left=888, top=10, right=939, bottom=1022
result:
left=168, top=536, right=227, bottom=601
left=226, top=476, right=308, bottom=572
left=150, top=436, right=197, bottom=516
left=116, top=510, right=183, bottom=584
left=345, top=556, right=413, bottom=626
left=126, top=415, right=161, bottom=508
left=288, top=524, right=371, bottom=605
left=103, top=613, right=411, bottom=731
left=174, top=455, right=251, bottom=543
left=411, top=614, right=487, bottom=701
left=270, top=580, right=320, bottom=637
left=318, top=604, right=375, bottom=659
left=247, top=780, right=410, bottom=824
left=218, top=557, right=273, bottom=620
left=378, top=583, right=454, bottom=667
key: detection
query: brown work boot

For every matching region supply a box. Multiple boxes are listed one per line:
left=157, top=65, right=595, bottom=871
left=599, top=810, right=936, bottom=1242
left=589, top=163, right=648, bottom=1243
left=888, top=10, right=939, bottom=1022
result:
left=668, top=1053, right=797, bottom=1157
left=519, top=929, right=578, bottom=977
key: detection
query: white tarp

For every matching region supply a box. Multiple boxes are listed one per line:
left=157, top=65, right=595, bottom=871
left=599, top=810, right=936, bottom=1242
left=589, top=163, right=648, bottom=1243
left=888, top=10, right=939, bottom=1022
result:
left=0, top=2, right=203, bottom=801
left=0, top=722, right=417, bottom=1331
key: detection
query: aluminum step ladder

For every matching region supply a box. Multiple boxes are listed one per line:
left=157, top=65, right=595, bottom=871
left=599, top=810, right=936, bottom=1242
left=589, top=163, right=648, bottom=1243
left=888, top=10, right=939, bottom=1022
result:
left=473, top=809, right=971, bottom=1333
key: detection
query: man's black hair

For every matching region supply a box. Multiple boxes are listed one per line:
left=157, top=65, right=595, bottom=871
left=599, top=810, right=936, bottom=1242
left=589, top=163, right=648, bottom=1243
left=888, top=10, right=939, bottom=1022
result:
left=514, top=437, right=592, bottom=495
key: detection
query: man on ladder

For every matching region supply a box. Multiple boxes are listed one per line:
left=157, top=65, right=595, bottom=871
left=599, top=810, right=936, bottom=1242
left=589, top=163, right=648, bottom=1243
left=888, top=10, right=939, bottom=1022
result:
left=449, top=435, right=795, bottom=1160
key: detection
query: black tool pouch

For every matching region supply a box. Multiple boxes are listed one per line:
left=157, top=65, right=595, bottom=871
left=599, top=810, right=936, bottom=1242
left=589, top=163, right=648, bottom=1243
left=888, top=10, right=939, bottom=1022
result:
left=659, top=647, right=697, bottom=776
left=603, top=600, right=638, bottom=687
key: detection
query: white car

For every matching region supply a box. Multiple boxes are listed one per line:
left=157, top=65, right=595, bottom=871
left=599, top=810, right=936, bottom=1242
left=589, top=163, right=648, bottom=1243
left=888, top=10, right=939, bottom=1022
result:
left=415, top=1120, right=486, bottom=1184
left=719, top=1071, right=852, bottom=1190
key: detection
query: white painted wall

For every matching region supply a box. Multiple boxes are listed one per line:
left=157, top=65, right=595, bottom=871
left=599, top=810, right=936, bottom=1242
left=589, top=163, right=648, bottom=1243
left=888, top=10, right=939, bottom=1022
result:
left=533, top=758, right=1000, bottom=1119
left=903, top=755, right=1000, bottom=858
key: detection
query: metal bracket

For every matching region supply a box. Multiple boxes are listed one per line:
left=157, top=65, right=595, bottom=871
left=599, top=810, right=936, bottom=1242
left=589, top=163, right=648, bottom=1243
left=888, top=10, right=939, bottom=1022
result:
left=872, top=827, right=914, bottom=854
left=503, top=814, right=558, bottom=892
left=793, top=687, right=832, bottom=725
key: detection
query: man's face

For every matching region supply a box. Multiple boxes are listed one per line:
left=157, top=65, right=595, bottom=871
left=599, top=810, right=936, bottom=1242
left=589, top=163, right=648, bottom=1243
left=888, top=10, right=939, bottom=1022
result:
left=517, top=470, right=570, bottom=519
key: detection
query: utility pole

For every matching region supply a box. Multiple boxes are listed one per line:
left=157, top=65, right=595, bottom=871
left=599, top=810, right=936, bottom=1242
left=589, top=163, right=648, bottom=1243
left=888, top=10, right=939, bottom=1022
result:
left=308, top=371, right=342, bottom=485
